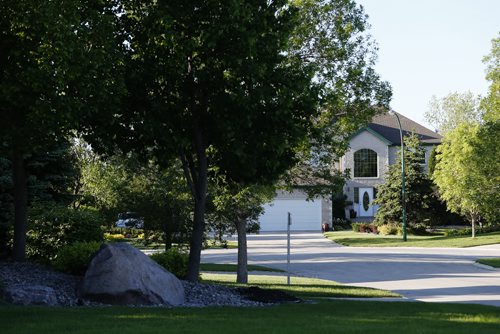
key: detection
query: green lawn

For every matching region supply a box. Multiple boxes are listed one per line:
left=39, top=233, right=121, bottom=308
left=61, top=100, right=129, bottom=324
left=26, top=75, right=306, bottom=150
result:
left=200, top=263, right=284, bottom=272
left=201, top=273, right=400, bottom=299
left=2, top=300, right=500, bottom=334
left=477, top=258, right=500, bottom=268
left=324, top=231, right=500, bottom=247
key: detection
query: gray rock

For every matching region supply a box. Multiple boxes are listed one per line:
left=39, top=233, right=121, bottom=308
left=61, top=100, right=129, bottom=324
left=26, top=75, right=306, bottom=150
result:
left=4, top=284, right=59, bottom=306
left=79, top=243, right=185, bottom=306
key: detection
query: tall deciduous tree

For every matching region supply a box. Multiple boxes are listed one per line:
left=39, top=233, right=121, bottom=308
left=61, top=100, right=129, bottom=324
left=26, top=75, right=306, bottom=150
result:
left=481, top=34, right=499, bottom=122
left=425, top=91, right=483, bottom=135
left=432, top=34, right=499, bottom=236
left=0, top=0, right=124, bottom=260
left=117, top=0, right=391, bottom=281
left=284, top=0, right=391, bottom=195
left=433, top=122, right=499, bottom=237
left=120, top=0, right=318, bottom=281
left=210, top=173, right=274, bottom=284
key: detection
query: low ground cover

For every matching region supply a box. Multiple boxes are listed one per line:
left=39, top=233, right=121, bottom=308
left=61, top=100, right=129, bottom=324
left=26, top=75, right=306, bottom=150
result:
left=201, top=273, right=399, bottom=299
left=2, top=300, right=500, bottom=334
left=324, top=231, right=500, bottom=247
left=477, top=258, right=500, bottom=268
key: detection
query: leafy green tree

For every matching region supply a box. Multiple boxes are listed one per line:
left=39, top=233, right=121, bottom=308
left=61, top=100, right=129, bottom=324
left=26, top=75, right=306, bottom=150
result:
left=115, top=0, right=390, bottom=282
left=80, top=151, right=192, bottom=249
left=374, top=134, right=441, bottom=227
left=425, top=92, right=482, bottom=135
left=284, top=0, right=391, bottom=195
left=119, top=0, right=318, bottom=281
left=0, top=0, right=124, bottom=260
left=432, top=34, right=499, bottom=237
left=433, top=122, right=499, bottom=237
left=210, top=174, right=274, bottom=284
left=481, top=34, right=499, bottom=122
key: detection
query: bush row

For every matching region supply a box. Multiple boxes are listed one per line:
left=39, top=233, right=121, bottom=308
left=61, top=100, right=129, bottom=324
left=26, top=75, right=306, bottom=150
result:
left=352, top=223, right=378, bottom=234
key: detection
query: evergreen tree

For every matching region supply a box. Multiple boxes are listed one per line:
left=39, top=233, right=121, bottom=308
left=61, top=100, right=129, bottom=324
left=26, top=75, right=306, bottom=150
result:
left=373, top=134, right=441, bottom=227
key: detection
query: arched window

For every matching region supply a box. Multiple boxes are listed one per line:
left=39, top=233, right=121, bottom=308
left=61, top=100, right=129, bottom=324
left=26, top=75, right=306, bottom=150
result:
left=354, top=149, right=378, bottom=177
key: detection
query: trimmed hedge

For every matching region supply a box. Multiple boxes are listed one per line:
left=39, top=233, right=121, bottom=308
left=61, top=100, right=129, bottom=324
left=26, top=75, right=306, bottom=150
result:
left=27, top=202, right=104, bottom=262
left=150, top=248, right=189, bottom=279
left=52, top=241, right=102, bottom=275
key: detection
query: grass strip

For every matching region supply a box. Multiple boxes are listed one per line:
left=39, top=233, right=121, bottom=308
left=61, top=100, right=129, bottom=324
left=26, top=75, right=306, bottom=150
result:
left=2, top=300, right=500, bottom=334
left=324, top=231, right=500, bottom=248
left=200, top=263, right=284, bottom=272
left=201, top=273, right=400, bottom=299
left=476, top=258, right=500, bottom=268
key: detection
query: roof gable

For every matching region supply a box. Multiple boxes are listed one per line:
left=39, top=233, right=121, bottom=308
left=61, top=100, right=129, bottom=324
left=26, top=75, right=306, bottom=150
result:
left=367, top=112, right=442, bottom=145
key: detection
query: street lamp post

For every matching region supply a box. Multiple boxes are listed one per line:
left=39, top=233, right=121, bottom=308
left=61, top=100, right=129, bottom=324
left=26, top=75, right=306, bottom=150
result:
left=389, top=111, right=407, bottom=241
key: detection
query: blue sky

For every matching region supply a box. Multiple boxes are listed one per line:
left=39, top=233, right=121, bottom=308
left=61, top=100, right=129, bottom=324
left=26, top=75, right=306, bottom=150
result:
left=356, top=0, right=499, bottom=128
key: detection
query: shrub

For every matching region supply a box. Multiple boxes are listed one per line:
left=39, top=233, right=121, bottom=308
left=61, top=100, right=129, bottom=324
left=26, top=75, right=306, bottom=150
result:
left=352, top=223, right=362, bottom=232
left=332, top=218, right=351, bottom=231
left=27, top=202, right=104, bottom=262
left=150, top=248, right=189, bottom=279
left=104, top=233, right=126, bottom=242
left=52, top=241, right=102, bottom=275
left=408, top=223, right=429, bottom=236
left=378, top=223, right=400, bottom=235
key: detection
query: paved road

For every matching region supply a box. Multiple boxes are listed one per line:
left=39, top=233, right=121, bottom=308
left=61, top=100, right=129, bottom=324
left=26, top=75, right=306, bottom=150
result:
left=201, top=232, right=500, bottom=307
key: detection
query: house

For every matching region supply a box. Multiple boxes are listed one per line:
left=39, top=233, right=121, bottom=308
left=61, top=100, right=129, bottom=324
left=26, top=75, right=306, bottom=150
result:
left=258, top=111, right=442, bottom=232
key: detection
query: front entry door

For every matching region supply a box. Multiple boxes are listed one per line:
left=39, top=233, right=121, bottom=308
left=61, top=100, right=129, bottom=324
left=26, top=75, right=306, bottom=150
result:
left=359, top=187, right=374, bottom=217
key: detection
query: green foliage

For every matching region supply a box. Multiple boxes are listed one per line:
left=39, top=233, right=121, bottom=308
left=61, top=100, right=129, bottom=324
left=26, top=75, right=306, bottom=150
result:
left=407, top=223, right=430, bottom=236
left=331, top=194, right=349, bottom=219
left=103, top=233, right=126, bottom=242
left=351, top=223, right=362, bottom=232
left=351, top=223, right=378, bottom=234
left=481, top=34, right=499, bottom=123
left=331, top=218, right=351, bottom=231
left=52, top=241, right=102, bottom=276
left=425, top=91, right=483, bottom=135
left=26, top=202, right=104, bottom=262
left=427, top=146, right=438, bottom=177
left=150, top=248, right=189, bottom=279
left=284, top=0, right=391, bottom=195
left=378, top=224, right=401, bottom=236
left=434, top=122, right=500, bottom=229
left=80, top=150, right=192, bottom=248
left=0, top=0, right=125, bottom=260
left=374, top=134, right=442, bottom=227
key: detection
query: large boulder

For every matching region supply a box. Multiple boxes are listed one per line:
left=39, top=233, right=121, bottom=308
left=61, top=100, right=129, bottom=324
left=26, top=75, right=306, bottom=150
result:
left=79, top=243, right=185, bottom=306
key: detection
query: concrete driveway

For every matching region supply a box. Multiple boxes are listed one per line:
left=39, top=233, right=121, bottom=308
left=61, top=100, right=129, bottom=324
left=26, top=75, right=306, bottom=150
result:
left=201, top=232, right=500, bottom=307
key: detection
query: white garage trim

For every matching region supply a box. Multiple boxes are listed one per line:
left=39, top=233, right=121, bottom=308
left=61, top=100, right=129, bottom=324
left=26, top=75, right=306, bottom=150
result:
left=258, top=199, right=322, bottom=232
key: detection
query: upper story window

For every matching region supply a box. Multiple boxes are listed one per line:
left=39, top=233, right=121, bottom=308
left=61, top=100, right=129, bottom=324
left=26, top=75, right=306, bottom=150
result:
left=354, top=149, right=378, bottom=177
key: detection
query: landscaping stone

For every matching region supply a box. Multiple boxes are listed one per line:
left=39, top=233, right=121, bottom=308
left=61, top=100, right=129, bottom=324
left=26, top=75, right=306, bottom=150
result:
left=3, top=284, right=59, bottom=306
left=79, top=242, right=185, bottom=306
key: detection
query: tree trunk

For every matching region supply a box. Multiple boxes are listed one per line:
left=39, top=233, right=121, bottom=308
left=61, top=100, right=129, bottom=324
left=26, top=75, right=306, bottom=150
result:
left=186, top=190, right=207, bottom=281
left=12, top=150, right=28, bottom=261
left=236, top=219, right=248, bottom=284
left=185, top=127, right=208, bottom=282
left=471, top=215, right=476, bottom=238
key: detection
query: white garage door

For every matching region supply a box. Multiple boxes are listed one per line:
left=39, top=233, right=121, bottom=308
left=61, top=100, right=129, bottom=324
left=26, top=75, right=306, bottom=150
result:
left=258, top=199, right=322, bottom=231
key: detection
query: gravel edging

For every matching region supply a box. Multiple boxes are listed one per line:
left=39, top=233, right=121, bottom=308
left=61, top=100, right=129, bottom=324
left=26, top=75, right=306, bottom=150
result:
left=0, top=261, right=267, bottom=307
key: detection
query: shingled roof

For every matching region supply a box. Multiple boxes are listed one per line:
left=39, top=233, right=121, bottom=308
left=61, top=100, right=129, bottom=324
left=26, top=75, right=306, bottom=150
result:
left=366, top=111, right=441, bottom=145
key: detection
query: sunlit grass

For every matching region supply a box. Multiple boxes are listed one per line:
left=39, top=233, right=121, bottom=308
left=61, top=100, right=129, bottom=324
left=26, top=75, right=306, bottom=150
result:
left=201, top=273, right=400, bottom=298
left=2, top=300, right=500, bottom=334
left=324, top=231, right=500, bottom=247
